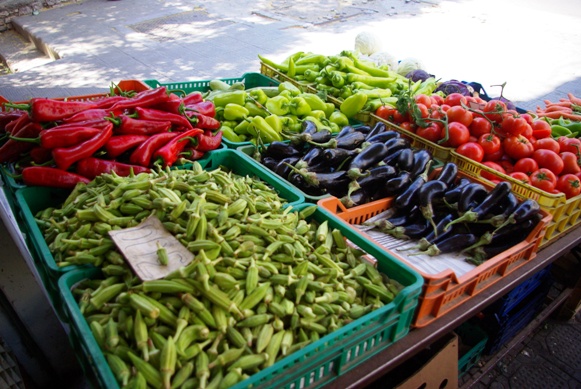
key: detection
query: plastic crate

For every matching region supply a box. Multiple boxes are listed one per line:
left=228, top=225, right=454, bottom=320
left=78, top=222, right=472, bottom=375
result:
left=317, top=186, right=551, bottom=328
left=58, top=203, right=424, bottom=389
left=0, top=79, right=150, bottom=110
left=144, top=73, right=280, bottom=149
left=455, top=320, right=488, bottom=377
left=449, top=151, right=581, bottom=247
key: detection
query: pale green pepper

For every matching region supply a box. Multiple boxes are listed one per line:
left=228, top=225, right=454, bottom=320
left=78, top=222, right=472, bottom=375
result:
left=329, top=111, right=349, bottom=128
left=289, top=97, right=312, bottom=117
left=211, top=90, right=247, bottom=107
left=300, top=93, right=327, bottom=112
left=223, top=103, right=249, bottom=121
left=249, top=116, right=282, bottom=143
left=220, top=126, right=243, bottom=143
left=309, top=110, right=327, bottom=121
left=248, top=88, right=268, bottom=105
left=278, top=81, right=302, bottom=96
left=265, top=95, right=290, bottom=116
left=245, top=101, right=268, bottom=117
left=340, top=92, right=367, bottom=119
left=323, top=103, right=336, bottom=119
left=265, top=114, right=283, bottom=134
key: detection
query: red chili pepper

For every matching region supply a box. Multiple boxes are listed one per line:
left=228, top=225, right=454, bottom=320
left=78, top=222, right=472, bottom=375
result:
left=4, top=113, right=31, bottom=134
left=129, top=132, right=179, bottom=167
left=181, top=146, right=206, bottom=161
left=5, top=98, right=100, bottom=122
left=105, top=135, right=150, bottom=158
left=152, top=128, right=203, bottom=167
left=150, top=93, right=183, bottom=115
left=134, top=107, right=194, bottom=130
left=50, top=118, right=111, bottom=130
left=10, top=126, right=102, bottom=149
left=61, top=108, right=112, bottom=123
left=22, top=166, right=90, bottom=189
left=186, top=111, right=221, bottom=130
left=29, top=146, right=53, bottom=165
left=185, top=101, right=216, bottom=118
left=110, top=87, right=171, bottom=111
left=183, top=92, right=203, bottom=105
left=195, top=130, right=223, bottom=152
left=76, top=157, right=150, bottom=179
left=107, top=115, right=171, bottom=135
left=0, top=111, right=26, bottom=133
left=94, top=95, right=129, bottom=109
left=52, top=122, right=113, bottom=170
left=0, top=122, right=43, bottom=163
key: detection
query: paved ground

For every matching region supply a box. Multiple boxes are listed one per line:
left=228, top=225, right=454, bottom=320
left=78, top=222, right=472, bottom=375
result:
left=0, top=0, right=580, bottom=388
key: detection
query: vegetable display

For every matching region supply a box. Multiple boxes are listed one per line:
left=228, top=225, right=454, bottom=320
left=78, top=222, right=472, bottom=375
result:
left=0, top=85, right=223, bottom=188
left=35, top=162, right=404, bottom=388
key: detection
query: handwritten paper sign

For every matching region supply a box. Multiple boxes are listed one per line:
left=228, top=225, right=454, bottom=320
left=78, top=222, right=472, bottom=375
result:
left=109, top=215, right=194, bottom=281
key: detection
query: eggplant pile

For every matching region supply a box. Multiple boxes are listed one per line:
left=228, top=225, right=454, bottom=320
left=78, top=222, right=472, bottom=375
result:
left=366, top=165, right=544, bottom=264
left=256, top=120, right=432, bottom=208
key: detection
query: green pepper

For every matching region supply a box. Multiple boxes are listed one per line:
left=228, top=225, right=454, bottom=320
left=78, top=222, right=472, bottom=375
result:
left=234, top=120, right=251, bottom=135
left=249, top=116, right=282, bottom=144
left=221, top=126, right=243, bottom=143
left=258, top=55, right=320, bottom=75
left=330, top=71, right=347, bottom=88
left=302, top=116, right=330, bottom=132
left=278, top=90, right=294, bottom=100
left=248, top=89, right=268, bottom=105
left=323, top=103, right=336, bottom=119
left=295, top=54, right=326, bottom=66
left=413, top=77, right=437, bottom=96
left=364, top=98, right=398, bottom=112
left=340, top=86, right=353, bottom=100
left=265, top=114, right=283, bottom=134
left=281, top=117, right=302, bottom=133
left=309, top=110, right=327, bottom=121
left=316, top=84, right=341, bottom=97
left=289, top=97, right=312, bottom=117
left=350, top=81, right=375, bottom=90
left=340, top=92, right=368, bottom=119
left=303, top=69, right=320, bottom=82
left=551, top=125, right=573, bottom=137
left=212, top=90, right=247, bottom=107
left=353, top=88, right=393, bottom=99
left=221, top=120, right=239, bottom=129
left=245, top=101, right=268, bottom=117
left=345, top=73, right=397, bottom=89
left=265, top=96, right=290, bottom=116
left=329, top=111, right=349, bottom=128
left=299, top=93, right=327, bottom=112
left=223, top=103, right=249, bottom=121
left=278, top=81, right=302, bottom=96
left=555, top=117, right=581, bottom=135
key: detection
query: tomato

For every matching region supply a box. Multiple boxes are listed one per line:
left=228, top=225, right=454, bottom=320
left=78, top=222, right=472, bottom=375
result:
left=375, top=105, right=395, bottom=120
left=513, top=158, right=539, bottom=176
left=431, top=94, right=445, bottom=105
left=392, top=110, right=408, bottom=124
left=556, top=173, right=581, bottom=198
left=429, top=105, right=446, bottom=121
left=478, top=133, right=501, bottom=154
left=482, top=100, right=507, bottom=123
left=560, top=151, right=581, bottom=174
left=440, top=122, right=470, bottom=147
left=415, top=103, right=430, bottom=120
left=500, top=114, right=529, bottom=136
left=521, top=123, right=533, bottom=139
left=399, top=121, right=417, bottom=133
left=446, top=105, right=473, bottom=127
left=414, top=94, right=433, bottom=107
left=481, top=161, right=506, bottom=181
left=440, top=104, right=451, bottom=112
left=503, top=135, right=534, bottom=160
left=558, top=136, right=581, bottom=155
left=456, top=141, right=484, bottom=162
left=534, top=137, right=560, bottom=153
left=469, top=117, right=493, bottom=137
left=483, top=147, right=504, bottom=162
left=509, top=171, right=531, bottom=185
left=520, top=113, right=534, bottom=126
left=532, top=149, right=564, bottom=176
left=444, top=93, right=467, bottom=107
left=529, top=168, right=557, bottom=192
left=499, top=158, right=514, bottom=174
left=416, top=123, right=442, bottom=142
left=531, top=120, right=552, bottom=139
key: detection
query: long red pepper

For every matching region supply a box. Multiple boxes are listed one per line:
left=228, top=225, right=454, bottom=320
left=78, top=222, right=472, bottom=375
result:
left=4, top=113, right=30, bottom=134
left=152, top=128, right=203, bottom=167
left=129, top=132, right=179, bottom=167
left=134, top=106, right=194, bottom=130
left=105, top=135, right=150, bottom=158
left=195, top=130, right=223, bottom=152
left=181, top=146, right=206, bottom=161
left=62, top=108, right=112, bottom=123
left=109, top=87, right=171, bottom=111
left=49, top=118, right=111, bottom=130
left=182, top=92, right=203, bottom=105
left=6, top=98, right=100, bottom=122
left=76, top=157, right=150, bottom=179
left=29, top=146, right=52, bottom=165
left=186, top=111, right=221, bottom=130
left=52, top=122, right=113, bottom=170
left=10, top=126, right=102, bottom=149
left=0, top=111, right=26, bottom=133
left=22, top=166, right=90, bottom=189
left=185, top=100, right=216, bottom=117
left=0, top=122, right=43, bottom=163
left=94, top=95, right=128, bottom=109
left=107, top=115, right=171, bottom=135
left=150, top=93, right=183, bottom=115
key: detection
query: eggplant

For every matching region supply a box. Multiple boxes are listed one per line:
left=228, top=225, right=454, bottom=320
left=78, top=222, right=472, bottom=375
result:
left=289, top=173, right=324, bottom=196
left=336, top=125, right=357, bottom=139
left=371, top=206, right=422, bottom=232
left=420, top=233, right=478, bottom=256
left=340, top=188, right=370, bottom=208
left=383, top=149, right=405, bottom=166
left=310, top=129, right=333, bottom=143
left=396, top=148, right=415, bottom=172
left=414, top=214, right=455, bottom=251
left=323, top=148, right=357, bottom=168
left=283, top=120, right=317, bottom=147
left=347, top=142, right=390, bottom=179
left=357, top=165, right=398, bottom=191
left=435, top=162, right=459, bottom=188
left=489, top=192, right=519, bottom=224
left=443, top=178, right=471, bottom=204
left=335, top=131, right=366, bottom=149
left=365, top=130, right=400, bottom=144
left=409, top=149, right=432, bottom=178
left=384, top=171, right=412, bottom=197
left=384, top=137, right=410, bottom=156
left=418, top=180, right=448, bottom=235
left=262, top=141, right=302, bottom=160
left=388, top=219, right=430, bottom=240
left=470, top=181, right=512, bottom=219
left=295, top=147, right=324, bottom=170
left=273, top=156, right=300, bottom=178
left=457, top=183, right=488, bottom=214
left=393, top=159, right=432, bottom=212
left=364, top=121, right=387, bottom=140
left=261, top=156, right=279, bottom=171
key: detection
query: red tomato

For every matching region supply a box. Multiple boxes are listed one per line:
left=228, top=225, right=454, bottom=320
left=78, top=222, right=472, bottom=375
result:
left=469, top=117, right=493, bottom=137
left=481, top=161, right=506, bottom=181
left=431, top=94, right=445, bottom=105
left=500, top=114, right=529, bottom=136
left=556, top=174, right=581, bottom=198
left=440, top=122, right=470, bottom=147
left=415, top=94, right=433, bottom=107
left=482, top=100, right=507, bottom=123
left=499, top=159, right=514, bottom=174
left=416, top=123, right=442, bottom=142
left=399, top=121, right=417, bottom=133
left=456, top=142, right=485, bottom=162
left=446, top=105, right=473, bottom=127
left=375, top=105, right=395, bottom=120
left=513, top=157, right=539, bottom=176
left=440, top=104, right=451, bottom=112
left=558, top=137, right=581, bottom=155
left=444, top=93, right=467, bottom=107
left=560, top=151, right=581, bottom=174
left=429, top=105, right=446, bottom=121
left=521, top=123, right=533, bottom=139
left=534, top=137, right=560, bottom=153
left=532, top=149, right=564, bottom=176
left=483, top=148, right=504, bottom=162
left=415, top=103, right=430, bottom=120
left=531, top=120, right=552, bottom=139
left=509, top=171, right=531, bottom=184
left=392, top=110, right=408, bottom=124
left=530, top=168, right=557, bottom=192
left=503, top=135, right=535, bottom=160
left=478, top=133, right=501, bottom=154
left=520, top=113, right=534, bottom=126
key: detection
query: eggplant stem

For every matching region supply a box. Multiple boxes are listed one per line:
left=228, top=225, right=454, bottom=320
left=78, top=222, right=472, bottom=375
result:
left=460, top=232, right=494, bottom=254
left=444, top=210, right=478, bottom=231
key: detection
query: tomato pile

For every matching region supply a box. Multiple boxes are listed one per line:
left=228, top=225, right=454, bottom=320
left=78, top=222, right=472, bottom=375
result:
left=375, top=92, right=581, bottom=199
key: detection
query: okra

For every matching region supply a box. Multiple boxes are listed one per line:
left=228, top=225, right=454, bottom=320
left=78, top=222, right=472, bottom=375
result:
left=236, top=313, right=272, bottom=328
left=196, top=351, right=210, bottom=389
left=190, top=280, right=244, bottom=319
left=160, top=336, right=177, bottom=389
left=170, top=361, right=193, bottom=389
left=134, top=310, right=150, bottom=361
left=239, top=282, right=271, bottom=311
left=106, top=353, right=130, bottom=387
left=128, top=352, right=163, bottom=389
left=90, top=283, right=126, bottom=310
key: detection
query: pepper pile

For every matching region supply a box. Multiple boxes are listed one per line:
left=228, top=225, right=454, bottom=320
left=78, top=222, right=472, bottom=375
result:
left=0, top=85, right=223, bottom=189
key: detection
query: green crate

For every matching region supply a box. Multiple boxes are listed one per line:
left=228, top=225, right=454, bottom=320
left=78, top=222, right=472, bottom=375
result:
left=456, top=321, right=488, bottom=377
left=58, top=203, right=423, bottom=389
left=144, top=73, right=280, bottom=150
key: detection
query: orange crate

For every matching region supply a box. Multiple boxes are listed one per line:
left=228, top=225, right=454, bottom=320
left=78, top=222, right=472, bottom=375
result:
left=317, top=190, right=551, bottom=328
left=449, top=151, right=581, bottom=247
left=0, top=79, right=151, bottom=110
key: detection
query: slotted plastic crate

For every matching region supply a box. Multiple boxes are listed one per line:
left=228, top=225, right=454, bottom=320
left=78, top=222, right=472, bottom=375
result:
left=456, top=321, right=488, bottom=377
left=58, top=203, right=424, bottom=389
left=317, top=186, right=551, bottom=328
